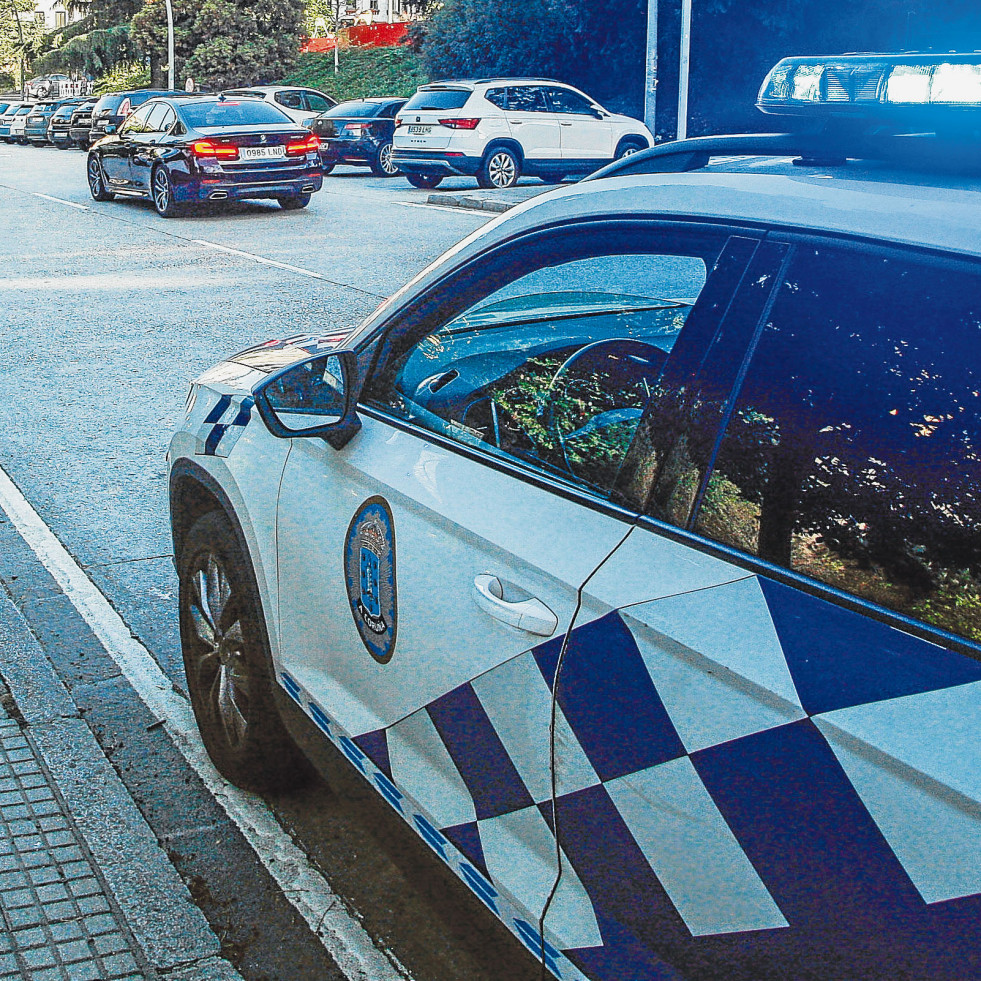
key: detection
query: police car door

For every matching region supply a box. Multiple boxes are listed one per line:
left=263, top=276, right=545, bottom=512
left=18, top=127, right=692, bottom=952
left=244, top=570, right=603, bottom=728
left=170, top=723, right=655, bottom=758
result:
left=274, top=222, right=756, bottom=964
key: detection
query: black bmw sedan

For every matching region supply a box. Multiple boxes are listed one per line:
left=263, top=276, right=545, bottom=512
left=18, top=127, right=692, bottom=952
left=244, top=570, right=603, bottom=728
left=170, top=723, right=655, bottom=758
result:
left=86, top=95, right=323, bottom=217
left=309, top=97, right=405, bottom=177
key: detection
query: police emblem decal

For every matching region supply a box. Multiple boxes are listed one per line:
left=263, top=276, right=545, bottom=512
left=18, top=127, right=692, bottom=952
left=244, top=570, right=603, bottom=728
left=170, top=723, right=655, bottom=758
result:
left=344, top=497, right=397, bottom=663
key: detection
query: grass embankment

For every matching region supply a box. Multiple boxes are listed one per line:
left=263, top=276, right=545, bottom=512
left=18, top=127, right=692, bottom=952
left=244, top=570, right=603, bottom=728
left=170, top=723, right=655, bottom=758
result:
left=281, top=47, right=429, bottom=102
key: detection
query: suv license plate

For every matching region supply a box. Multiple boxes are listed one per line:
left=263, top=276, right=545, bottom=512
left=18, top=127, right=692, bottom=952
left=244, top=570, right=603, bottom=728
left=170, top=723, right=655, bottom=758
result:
left=240, top=145, right=286, bottom=160
left=408, top=125, right=431, bottom=135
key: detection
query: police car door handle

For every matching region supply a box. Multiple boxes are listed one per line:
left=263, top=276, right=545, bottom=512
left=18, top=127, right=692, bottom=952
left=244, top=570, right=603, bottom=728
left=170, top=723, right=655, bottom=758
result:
left=472, top=574, right=558, bottom=637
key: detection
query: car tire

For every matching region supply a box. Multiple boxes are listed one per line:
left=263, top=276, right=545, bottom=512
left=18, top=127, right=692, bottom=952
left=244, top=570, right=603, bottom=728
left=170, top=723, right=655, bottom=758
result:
left=151, top=165, right=182, bottom=218
left=370, top=140, right=399, bottom=177
left=87, top=155, right=115, bottom=201
left=615, top=138, right=647, bottom=159
left=278, top=193, right=311, bottom=210
left=477, top=146, right=521, bottom=189
left=178, top=511, right=313, bottom=793
left=406, top=173, right=443, bottom=189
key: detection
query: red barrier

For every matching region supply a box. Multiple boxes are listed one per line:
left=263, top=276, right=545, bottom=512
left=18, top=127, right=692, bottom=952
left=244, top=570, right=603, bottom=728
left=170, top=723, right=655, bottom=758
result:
left=347, top=23, right=409, bottom=47
left=300, top=36, right=337, bottom=53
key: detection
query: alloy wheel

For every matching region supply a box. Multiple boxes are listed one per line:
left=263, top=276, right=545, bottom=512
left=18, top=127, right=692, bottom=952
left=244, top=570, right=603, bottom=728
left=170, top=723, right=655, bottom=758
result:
left=488, top=150, right=517, bottom=188
left=379, top=142, right=398, bottom=176
left=87, top=157, right=102, bottom=195
left=187, top=554, right=252, bottom=751
left=153, top=168, right=170, bottom=214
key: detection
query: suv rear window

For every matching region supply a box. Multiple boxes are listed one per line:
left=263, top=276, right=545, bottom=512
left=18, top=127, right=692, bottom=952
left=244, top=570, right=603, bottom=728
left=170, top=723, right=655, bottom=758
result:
left=93, top=95, right=123, bottom=113
left=403, top=89, right=471, bottom=111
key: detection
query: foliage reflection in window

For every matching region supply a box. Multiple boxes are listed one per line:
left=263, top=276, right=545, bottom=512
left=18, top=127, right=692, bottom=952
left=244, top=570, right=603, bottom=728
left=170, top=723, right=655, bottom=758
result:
left=694, top=246, right=981, bottom=643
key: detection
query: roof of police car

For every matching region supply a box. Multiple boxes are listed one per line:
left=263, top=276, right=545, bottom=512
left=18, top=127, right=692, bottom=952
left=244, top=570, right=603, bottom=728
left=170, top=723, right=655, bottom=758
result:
left=348, top=156, right=981, bottom=346
left=532, top=159, right=981, bottom=257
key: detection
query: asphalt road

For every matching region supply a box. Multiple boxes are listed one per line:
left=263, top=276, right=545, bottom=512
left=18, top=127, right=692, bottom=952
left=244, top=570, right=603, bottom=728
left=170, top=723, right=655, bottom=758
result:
left=0, top=142, right=549, bottom=981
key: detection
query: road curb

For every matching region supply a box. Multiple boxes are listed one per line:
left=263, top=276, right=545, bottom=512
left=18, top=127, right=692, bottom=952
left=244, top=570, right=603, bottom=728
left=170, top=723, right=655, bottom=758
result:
left=0, top=588, right=245, bottom=980
left=425, top=192, right=513, bottom=213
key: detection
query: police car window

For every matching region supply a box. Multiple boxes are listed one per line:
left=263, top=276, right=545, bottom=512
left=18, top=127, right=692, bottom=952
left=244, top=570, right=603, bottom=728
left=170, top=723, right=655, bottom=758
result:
left=366, top=233, right=726, bottom=498
left=693, top=244, right=981, bottom=645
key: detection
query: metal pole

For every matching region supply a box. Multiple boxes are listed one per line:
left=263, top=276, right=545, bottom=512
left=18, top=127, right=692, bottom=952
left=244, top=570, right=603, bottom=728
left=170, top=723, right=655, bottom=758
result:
left=164, top=0, right=175, bottom=90
left=677, top=0, right=691, bottom=140
left=644, top=0, right=657, bottom=138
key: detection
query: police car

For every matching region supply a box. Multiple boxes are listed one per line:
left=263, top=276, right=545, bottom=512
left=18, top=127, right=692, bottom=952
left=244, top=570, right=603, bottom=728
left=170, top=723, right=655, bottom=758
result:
left=168, top=53, right=981, bottom=981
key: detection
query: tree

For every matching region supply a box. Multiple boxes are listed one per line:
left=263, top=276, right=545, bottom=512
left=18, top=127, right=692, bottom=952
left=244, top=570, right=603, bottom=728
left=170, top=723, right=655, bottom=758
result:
left=419, top=0, right=647, bottom=115
left=132, top=0, right=303, bottom=89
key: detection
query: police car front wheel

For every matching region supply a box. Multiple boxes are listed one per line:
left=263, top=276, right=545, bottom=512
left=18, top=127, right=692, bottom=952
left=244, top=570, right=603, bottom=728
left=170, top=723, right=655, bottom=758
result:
left=178, top=510, right=312, bottom=792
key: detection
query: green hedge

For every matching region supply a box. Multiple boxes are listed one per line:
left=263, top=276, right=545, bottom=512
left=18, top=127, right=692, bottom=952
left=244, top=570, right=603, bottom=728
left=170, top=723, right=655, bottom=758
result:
left=280, top=47, right=428, bottom=101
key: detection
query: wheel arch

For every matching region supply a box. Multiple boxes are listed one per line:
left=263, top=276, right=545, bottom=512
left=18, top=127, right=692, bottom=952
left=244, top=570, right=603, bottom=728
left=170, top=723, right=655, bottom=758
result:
left=481, top=138, right=524, bottom=166
left=169, top=460, right=267, bottom=597
left=615, top=133, right=650, bottom=157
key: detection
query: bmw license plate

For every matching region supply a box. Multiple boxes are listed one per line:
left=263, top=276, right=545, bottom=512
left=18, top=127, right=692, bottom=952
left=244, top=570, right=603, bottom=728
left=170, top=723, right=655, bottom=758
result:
left=408, top=125, right=431, bottom=135
left=240, top=145, right=286, bottom=160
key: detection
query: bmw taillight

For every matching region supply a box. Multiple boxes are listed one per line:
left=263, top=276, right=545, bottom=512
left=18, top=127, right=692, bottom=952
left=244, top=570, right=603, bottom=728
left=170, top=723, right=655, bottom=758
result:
left=191, top=139, right=239, bottom=160
left=439, top=117, right=480, bottom=129
left=286, top=133, right=320, bottom=155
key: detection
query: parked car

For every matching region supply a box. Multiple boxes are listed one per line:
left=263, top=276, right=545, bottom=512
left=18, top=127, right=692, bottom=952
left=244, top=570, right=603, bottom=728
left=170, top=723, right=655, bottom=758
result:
left=221, top=85, right=336, bottom=126
left=8, top=104, right=32, bottom=144
left=168, top=50, right=981, bottom=981
left=25, top=73, right=70, bottom=100
left=48, top=97, right=91, bottom=149
left=309, top=97, right=406, bottom=176
left=0, top=103, right=19, bottom=141
left=392, top=77, right=653, bottom=189
left=68, top=98, right=98, bottom=148
left=25, top=99, right=76, bottom=145
left=88, top=89, right=185, bottom=145
left=87, top=95, right=323, bottom=217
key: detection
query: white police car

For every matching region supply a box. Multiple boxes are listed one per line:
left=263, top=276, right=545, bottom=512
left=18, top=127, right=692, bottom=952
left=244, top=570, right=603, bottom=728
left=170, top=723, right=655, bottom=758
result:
left=168, top=52, right=981, bottom=981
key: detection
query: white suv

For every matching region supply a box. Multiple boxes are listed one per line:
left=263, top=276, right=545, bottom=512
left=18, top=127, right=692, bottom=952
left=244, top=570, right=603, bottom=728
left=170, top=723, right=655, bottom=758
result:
left=392, top=78, right=653, bottom=189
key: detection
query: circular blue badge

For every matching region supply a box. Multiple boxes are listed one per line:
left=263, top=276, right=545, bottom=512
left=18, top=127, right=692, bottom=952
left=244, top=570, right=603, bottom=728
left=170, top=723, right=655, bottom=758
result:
left=344, top=497, right=398, bottom=663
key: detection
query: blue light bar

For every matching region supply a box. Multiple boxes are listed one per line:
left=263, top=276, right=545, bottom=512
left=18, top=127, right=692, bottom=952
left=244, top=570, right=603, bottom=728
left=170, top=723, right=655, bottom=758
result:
left=758, top=53, right=981, bottom=119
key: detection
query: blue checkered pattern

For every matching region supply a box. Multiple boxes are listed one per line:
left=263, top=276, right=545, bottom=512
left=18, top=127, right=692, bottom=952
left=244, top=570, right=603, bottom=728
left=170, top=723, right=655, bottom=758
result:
left=281, top=571, right=981, bottom=980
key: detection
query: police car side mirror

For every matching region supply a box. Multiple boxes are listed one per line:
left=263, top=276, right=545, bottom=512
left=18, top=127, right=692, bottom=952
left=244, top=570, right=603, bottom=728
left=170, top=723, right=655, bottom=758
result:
left=253, top=349, right=361, bottom=449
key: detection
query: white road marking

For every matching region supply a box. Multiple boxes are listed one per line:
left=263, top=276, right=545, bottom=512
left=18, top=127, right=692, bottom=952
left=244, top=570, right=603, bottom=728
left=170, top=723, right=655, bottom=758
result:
left=0, top=464, right=411, bottom=981
left=32, top=192, right=89, bottom=211
left=192, top=240, right=334, bottom=281
left=397, top=201, right=492, bottom=216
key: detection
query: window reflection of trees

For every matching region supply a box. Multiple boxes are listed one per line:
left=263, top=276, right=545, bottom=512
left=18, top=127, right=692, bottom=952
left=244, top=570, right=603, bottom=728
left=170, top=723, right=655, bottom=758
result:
left=694, top=248, right=981, bottom=644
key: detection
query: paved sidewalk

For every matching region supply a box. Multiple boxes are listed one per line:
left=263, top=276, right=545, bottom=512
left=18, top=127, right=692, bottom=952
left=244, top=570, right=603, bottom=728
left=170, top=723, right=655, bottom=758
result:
left=0, top=590, right=243, bottom=981
left=0, top=710, right=146, bottom=980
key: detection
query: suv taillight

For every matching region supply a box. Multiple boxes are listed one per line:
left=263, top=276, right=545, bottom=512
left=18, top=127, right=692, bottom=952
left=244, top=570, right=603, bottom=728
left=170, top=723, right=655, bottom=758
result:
left=439, top=117, right=480, bottom=129
left=192, top=139, right=239, bottom=160
left=286, top=134, right=319, bottom=155
left=118, top=98, right=132, bottom=117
